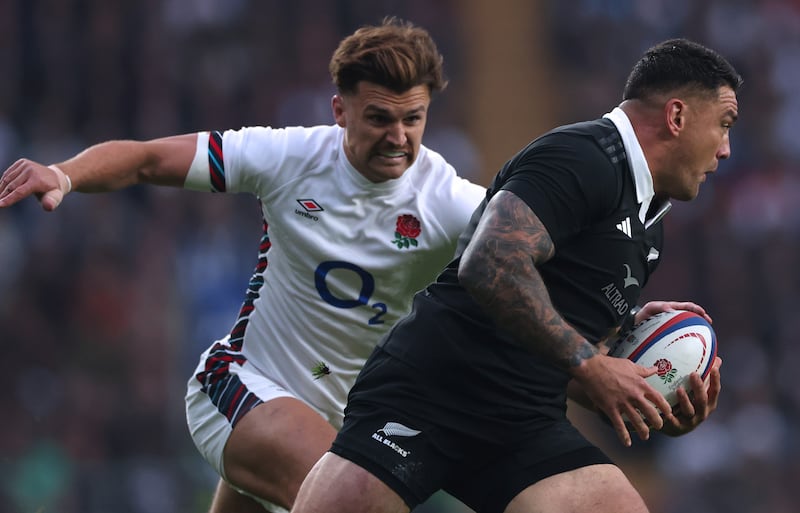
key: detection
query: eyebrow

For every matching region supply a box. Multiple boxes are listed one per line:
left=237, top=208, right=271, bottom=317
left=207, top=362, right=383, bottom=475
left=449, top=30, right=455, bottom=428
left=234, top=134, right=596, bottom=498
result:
left=364, top=104, right=427, bottom=116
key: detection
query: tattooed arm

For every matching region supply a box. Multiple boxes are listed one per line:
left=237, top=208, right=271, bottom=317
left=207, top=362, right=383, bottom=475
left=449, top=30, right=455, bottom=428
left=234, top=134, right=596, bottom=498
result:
left=458, top=190, right=676, bottom=446
left=458, top=189, right=599, bottom=369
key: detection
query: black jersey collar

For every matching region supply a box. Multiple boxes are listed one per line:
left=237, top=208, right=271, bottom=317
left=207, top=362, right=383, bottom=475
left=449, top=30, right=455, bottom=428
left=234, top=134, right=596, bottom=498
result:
left=603, top=107, right=671, bottom=226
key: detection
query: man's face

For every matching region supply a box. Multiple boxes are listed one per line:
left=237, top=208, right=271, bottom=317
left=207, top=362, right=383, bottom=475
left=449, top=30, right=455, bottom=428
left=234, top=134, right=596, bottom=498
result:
left=662, top=85, right=739, bottom=201
left=332, top=82, right=431, bottom=183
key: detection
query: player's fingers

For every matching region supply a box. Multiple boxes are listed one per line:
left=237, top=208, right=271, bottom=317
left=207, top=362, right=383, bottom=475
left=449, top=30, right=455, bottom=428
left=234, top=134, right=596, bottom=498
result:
left=638, top=364, right=674, bottom=422
left=0, top=166, right=24, bottom=202
left=40, top=189, right=64, bottom=211
left=0, top=160, right=65, bottom=210
left=0, top=159, right=25, bottom=183
left=662, top=301, right=713, bottom=324
left=638, top=363, right=658, bottom=378
left=0, top=174, right=35, bottom=207
left=623, top=405, right=651, bottom=442
left=608, top=412, right=633, bottom=447
left=679, top=302, right=712, bottom=323
left=706, top=365, right=722, bottom=408
left=677, top=382, right=698, bottom=417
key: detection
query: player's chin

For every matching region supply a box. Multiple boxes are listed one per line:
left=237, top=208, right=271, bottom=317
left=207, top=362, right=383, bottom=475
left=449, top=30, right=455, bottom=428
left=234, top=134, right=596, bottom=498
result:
left=372, top=157, right=412, bottom=179
left=675, top=185, right=701, bottom=202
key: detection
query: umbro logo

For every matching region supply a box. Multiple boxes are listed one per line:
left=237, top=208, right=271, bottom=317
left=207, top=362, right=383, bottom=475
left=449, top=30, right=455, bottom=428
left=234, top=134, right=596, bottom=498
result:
left=616, top=216, right=632, bottom=238
left=297, top=199, right=324, bottom=212
left=295, top=198, right=323, bottom=222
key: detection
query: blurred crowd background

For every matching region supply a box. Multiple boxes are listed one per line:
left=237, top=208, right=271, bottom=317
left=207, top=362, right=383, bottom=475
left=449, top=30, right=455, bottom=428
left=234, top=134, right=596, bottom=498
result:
left=1, top=0, right=798, bottom=512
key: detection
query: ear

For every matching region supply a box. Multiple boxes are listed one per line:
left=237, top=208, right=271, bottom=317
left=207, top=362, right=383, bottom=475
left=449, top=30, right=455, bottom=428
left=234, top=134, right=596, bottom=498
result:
left=665, top=98, right=685, bottom=136
left=332, top=95, right=346, bottom=127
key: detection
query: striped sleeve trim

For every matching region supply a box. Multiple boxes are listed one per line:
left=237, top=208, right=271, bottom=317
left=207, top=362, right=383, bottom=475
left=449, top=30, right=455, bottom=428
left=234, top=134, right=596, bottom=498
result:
left=208, top=130, right=226, bottom=192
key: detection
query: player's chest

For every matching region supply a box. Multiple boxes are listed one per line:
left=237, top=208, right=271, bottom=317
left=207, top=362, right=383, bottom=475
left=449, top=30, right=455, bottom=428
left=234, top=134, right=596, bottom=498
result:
left=264, top=186, right=440, bottom=259
left=551, top=208, right=663, bottom=308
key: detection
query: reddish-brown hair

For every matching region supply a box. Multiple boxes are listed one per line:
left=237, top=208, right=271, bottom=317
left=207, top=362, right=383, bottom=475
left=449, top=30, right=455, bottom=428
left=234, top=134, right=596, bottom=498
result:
left=329, top=17, right=448, bottom=96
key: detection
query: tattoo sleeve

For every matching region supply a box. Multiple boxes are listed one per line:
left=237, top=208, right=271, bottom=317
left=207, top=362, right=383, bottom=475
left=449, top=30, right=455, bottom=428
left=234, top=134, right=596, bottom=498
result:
left=458, top=190, right=598, bottom=369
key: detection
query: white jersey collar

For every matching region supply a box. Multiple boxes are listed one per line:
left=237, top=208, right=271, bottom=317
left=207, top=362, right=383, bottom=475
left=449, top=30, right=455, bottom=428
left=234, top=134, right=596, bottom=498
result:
left=603, top=107, right=671, bottom=225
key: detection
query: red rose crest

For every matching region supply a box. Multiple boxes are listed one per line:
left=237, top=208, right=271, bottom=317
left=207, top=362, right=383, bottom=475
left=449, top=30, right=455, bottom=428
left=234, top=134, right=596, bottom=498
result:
left=391, top=214, right=421, bottom=249
left=655, top=358, right=677, bottom=383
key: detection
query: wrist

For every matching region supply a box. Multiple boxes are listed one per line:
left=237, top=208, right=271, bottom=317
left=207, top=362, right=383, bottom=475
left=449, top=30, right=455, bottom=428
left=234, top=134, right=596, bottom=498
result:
left=621, top=305, right=642, bottom=334
left=566, top=342, right=601, bottom=378
left=48, top=165, right=72, bottom=195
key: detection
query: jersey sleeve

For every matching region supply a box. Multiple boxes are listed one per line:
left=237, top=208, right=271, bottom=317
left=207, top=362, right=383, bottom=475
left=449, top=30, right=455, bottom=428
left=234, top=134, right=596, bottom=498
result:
left=500, top=132, right=621, bottom=246
left=183, top=125, right=335, bottom=196
left=435, top=167, right=486, bottom=240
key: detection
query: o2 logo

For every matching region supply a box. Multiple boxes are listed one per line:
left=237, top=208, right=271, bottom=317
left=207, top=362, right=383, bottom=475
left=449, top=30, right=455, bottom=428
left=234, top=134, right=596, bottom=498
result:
left=314, top=261, right=387, bottom=325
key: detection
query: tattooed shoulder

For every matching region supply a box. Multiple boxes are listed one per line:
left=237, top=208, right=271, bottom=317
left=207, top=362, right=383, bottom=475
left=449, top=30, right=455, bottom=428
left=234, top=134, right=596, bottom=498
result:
left=483, top=190, right=555, bottom=264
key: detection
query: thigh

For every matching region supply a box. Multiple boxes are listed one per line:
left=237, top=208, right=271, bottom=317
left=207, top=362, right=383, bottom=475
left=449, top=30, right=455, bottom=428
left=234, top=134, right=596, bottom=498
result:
left=186, top=355, right=336, bottom=510
left=223, top=396, right=337, bottom=509
left=448, top=421, right=612, bottom=513
left=504, top=464, right=649, bottom=513
left=295, top=452, right=410, bottom=513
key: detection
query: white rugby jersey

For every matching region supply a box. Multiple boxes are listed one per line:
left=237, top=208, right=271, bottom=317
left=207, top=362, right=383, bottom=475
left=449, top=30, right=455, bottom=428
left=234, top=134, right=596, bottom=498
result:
left=185, top=125, right=485, bottom=428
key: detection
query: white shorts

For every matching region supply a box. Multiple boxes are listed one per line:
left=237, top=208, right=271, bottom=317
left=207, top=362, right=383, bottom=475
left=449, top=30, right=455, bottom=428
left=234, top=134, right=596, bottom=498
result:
left=185, top=339, right=295, bottom=512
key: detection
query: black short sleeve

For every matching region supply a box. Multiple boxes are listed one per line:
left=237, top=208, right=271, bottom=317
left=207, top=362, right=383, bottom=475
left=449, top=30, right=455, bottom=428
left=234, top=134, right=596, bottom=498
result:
left=499, top=131, right=622, bottom=246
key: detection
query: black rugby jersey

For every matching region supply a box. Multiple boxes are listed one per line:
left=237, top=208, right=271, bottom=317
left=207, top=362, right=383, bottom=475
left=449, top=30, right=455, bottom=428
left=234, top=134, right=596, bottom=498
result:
left=379, top=115, right=669, bottom=418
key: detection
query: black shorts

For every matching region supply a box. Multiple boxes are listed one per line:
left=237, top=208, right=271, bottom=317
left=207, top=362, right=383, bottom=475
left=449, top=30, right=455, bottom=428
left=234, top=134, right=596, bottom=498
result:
left=331, top=347, right=613, bottom=513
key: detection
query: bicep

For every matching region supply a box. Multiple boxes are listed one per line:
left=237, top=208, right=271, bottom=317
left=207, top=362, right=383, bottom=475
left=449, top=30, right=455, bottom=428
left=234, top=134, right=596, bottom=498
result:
left=461, top=189, right=554, bottom=274
left=458, top=189, right=555, bottom=311
left=139, top=133, right=199, bottom=186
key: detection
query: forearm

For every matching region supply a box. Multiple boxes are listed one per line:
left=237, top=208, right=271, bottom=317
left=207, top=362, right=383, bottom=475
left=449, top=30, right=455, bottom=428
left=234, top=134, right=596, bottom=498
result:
left=56, top=134, right=197, bottom=192
left=459, top=190, right=598, bottom=370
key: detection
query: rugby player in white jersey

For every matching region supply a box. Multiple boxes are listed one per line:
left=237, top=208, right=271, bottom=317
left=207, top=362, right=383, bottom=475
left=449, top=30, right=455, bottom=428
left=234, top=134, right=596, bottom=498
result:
left=0, top=17, right=485, bottom=513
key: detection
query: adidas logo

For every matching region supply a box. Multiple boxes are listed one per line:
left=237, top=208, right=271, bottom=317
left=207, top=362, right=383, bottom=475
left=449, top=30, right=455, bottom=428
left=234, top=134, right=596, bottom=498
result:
left=616, top=216, right=632, bottom=238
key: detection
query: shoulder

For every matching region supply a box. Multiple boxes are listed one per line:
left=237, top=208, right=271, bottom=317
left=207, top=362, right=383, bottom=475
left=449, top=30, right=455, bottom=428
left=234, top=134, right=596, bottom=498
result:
left=407, top=145, right=486, bottom=229
left=415, top=145, right=485, bottom=200
left=491, top=118, right=628, bottom=234
left=221, top=124, right=342, bottom=170
left=502, top=118, right=622, bottom=194
left=523, top=118, right=618, bottom=164
left=227, top=124, right=341, bottom=151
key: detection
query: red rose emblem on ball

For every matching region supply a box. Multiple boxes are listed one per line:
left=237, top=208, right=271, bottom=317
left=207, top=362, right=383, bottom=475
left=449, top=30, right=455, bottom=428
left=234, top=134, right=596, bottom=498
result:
left=392, top=214, right=421, bottom=249
left=656, top=358, right=672, bottom=376
left=655, top=358, right=673, bottom=376
left=654, top=358, right=677, bottom=383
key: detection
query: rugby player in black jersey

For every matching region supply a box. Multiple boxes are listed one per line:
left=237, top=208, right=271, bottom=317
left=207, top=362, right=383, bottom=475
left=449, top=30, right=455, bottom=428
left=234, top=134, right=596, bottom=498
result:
left=293, top=38, right=741, bottom=513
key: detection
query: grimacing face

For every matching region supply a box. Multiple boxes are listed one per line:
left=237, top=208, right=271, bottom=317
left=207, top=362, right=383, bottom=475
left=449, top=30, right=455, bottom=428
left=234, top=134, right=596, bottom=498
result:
left=665, top=85, right=739, bottom=201
left=332, top=82, right=431, bottom=183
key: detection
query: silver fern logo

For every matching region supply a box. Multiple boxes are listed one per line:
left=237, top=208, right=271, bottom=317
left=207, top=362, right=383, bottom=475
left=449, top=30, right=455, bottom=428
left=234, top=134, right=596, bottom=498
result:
left=377, top=422, right=421, bottom=437
left=371, top=421, right=420, bottom=458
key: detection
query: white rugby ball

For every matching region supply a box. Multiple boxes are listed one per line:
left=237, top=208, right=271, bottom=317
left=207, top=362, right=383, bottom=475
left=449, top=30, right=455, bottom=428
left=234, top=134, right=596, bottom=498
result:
left=608, top=310, right=717, bottom=408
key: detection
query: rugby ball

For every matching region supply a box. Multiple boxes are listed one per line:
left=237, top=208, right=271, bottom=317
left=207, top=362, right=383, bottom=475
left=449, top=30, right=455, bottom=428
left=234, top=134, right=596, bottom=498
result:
left=608, top=310, right=717, bottom=409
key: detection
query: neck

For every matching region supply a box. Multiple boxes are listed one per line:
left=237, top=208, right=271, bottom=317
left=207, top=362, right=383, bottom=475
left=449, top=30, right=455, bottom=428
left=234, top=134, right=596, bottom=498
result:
left=618, top=99, right=669, bottom=191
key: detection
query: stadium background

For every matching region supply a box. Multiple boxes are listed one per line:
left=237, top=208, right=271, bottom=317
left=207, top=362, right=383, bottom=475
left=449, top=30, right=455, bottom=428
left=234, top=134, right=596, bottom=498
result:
left=1, top=0, right=798, bottom=512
